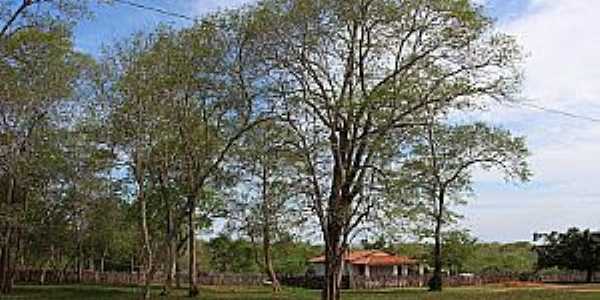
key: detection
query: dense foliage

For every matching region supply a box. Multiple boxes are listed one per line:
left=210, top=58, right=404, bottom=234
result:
left=389, top=237, right=536, bottom=275
left=536, top=228, right=600, bottom=283
left=202, top=234, right=320, bottom=275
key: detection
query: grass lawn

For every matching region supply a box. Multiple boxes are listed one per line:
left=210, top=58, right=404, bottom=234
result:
left=2, top=284, right=600, bottom=299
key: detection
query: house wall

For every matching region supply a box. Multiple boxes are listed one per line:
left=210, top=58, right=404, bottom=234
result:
left=310, top=263, right=424, bottom=277
left=310, top=263, right=326, bottom=276
left=369, top=266, right=395, bottom=277
left=341, top=264, right=373, bottom=277
left=309, top=262, right=355, bottom=277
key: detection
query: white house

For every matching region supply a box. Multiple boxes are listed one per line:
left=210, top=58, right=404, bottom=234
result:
left=308, top=250, right=425, bottom=278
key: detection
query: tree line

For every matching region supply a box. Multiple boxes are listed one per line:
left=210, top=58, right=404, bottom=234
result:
left=0, top=0, right=531, bottom=299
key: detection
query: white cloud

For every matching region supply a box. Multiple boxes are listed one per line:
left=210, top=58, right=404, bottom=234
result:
left=191, top=0, right=257, bottom=16
left=504, top=0, right=600, bottom=108
left=462, top=0, right=600, bottom=241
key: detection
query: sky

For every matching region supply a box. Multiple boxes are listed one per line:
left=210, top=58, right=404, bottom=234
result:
left=74, top=0, right=600, bottom=243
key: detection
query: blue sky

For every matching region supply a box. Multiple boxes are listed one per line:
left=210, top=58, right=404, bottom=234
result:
left=74, top=0, right=600, bottom=242
left=74, top=1, right=256, bottom=55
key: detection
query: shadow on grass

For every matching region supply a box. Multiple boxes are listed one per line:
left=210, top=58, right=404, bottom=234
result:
left=3, top=285, right=141, bottom=299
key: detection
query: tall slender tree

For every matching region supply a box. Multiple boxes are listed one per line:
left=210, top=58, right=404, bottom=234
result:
left=231, top=120, right=305, bottom=292
left=401, top=122, right=530, bottom=291
left=166, top=17, right=271, bottom=297
left=107, top=32, right=177, bottom=299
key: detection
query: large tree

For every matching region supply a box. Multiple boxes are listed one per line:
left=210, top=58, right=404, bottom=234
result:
left=246, top=1, right=523, bottom=299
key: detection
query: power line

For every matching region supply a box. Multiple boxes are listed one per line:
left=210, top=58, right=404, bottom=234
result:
left=111, top=0, right=196, bottom=21
left=101, top=2, right=600, bottom=125
left=515, top=102, right=600, bottom=123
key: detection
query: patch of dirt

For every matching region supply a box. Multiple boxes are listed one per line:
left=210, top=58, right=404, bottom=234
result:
left=495, top=281, right=600, bottom=293
left=572, top=289, right=600, bottom=293
left=501, top=281, right=547, bottom=288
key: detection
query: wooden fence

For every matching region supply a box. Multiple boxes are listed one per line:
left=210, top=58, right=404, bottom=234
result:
left=14, top=269, right=270, bottom=287
left=197, top=273, right=267, bottom=286
left=15, top=269, right=158, bottom=286
left=13, top=269, right=600, bottom=289
left=539, top=271, right=600, bottom=283
left=351, top=274, right=520, bottom=289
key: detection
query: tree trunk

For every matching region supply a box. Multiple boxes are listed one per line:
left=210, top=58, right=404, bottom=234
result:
left=138, top=187, right=152, bottom=300
left=429, top=192, right=445, bottom=292
left=15, top=227, right=22, bottom=271
left=175, top=258, right=181, bottom=289
left=322, top=219, right=344, bottom=300
left=263, top=224, right=280, bottom=292
left=587, top=269, right=594, bottom=283
left=164, top=206, right=176, bottom=294
left=130, top=256, right=135, bottom=274
left=249, top=231, right=261, bottom=268
left=322, top=248, right=343, bottom=300
left=0, top=234, right=13, bottom=294
left=430, top=216, right=443, bottom=291
left=100, top=257, right=105, bottom=273
left=100, top=249, right=106, bottom=273
left=77, top=242, right=83, bottom=283
left=158, top=167, right=176, bottom=295
left=188, top=197, right=199, bottom=297
left=261, top=165, right=280, bottom=292
left=40, top=268, right=46, bottom=285
left=76, top=255, right=80, bottom=282
left=0, top=176, right=15, bottom=294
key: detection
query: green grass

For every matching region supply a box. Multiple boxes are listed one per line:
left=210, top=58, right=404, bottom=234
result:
left=2, top=284, right=600, bottom=299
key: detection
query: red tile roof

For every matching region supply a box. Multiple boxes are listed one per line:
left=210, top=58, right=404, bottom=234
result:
left=308, top=250, right=417, bottom=266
